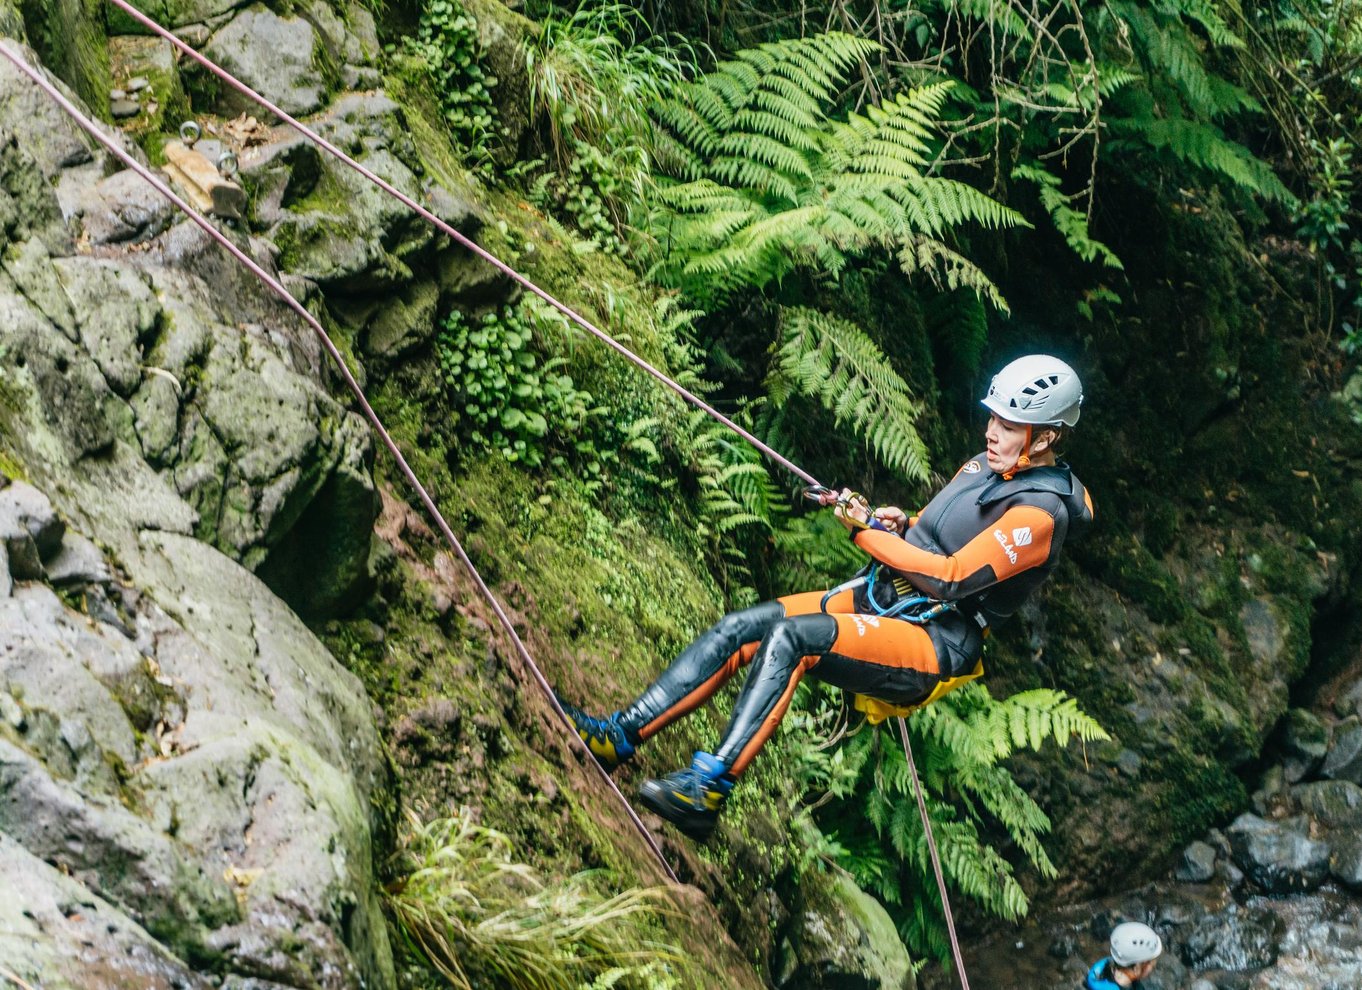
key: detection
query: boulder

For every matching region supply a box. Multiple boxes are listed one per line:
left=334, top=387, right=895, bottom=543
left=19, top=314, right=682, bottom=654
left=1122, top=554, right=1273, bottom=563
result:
left=362, top=276, right=440, bottom=358
left=203, top=6, right=329, bottom=119
left=1226, top=813, right=1331, bottom=894
left=0, top=153, right=393, bottom=986
left=0, top=832, right=216, bottom=989
left=1181, top=903, right=1283, bottom=971
left=0, top=479, right=64, bottom=561
left=1280, top=707, right=1329, bottom=783
left=775, top=872, right=916, bottom=989
left=45, top=529, right=111, bottom=585
left=1175, top=840, right=1217, bottom=883
left=54, top=256, right=159, bottom=396
left=0, top=738, right=240, bottom=953
left=1321, top=717, right=1362, bottom=785
left=1329, top=832, right=1362, bottom=891
left=0, top=42, right=99, bottom=179
left=1292, top=779, right=1362, bottom=829
left=70, top=166, right=175, bottom=245
left=0, top=125, right=67, bottom=251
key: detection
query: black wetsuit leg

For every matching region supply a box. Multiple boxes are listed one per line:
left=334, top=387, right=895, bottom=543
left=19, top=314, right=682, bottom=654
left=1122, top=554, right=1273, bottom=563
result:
left=616, top=600, right=786, bottom=740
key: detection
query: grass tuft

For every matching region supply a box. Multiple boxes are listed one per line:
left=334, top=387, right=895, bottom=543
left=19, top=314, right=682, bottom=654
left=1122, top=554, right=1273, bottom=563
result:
left=386, top=810, right=681, bottom=990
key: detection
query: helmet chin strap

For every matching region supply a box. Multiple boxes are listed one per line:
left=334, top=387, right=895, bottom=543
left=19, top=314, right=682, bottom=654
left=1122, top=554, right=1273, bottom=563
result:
left=1002, top=425, right=1033, bottom=481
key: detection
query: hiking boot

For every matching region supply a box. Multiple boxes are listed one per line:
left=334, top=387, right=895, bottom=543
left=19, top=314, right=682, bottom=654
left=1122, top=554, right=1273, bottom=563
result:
left=558, top=699, right=636, bottom=771
left=637, top=751, right=734, bottom=840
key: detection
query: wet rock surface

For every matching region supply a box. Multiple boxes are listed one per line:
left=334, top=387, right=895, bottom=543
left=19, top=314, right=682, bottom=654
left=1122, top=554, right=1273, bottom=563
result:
left=0, top=36, right=393, bottom=990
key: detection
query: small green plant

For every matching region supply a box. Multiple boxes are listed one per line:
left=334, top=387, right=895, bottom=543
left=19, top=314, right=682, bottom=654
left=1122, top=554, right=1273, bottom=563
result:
left=386, top=810, right=679, bottom=990
left=530, top=140, right=632, bottom=254
left=437, top=301, right=594, bottom=467
left=523, top=3, right=698, bottom=252
left=405, top=0, right=498, bottom=162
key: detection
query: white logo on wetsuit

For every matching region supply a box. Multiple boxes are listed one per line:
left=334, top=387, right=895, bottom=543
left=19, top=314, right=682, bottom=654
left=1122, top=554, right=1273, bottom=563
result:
left=993, top=528, right=1018, bottom=565
left=1012, top=527, right=1032, bottom=546
left=851, top=614, right=881, bottom=636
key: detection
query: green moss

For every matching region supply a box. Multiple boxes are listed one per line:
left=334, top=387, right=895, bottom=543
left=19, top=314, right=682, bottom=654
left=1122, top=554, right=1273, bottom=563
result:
left=17, top=0, right=110, bottom=119
left=0, top=446, right=28, bottom=482
left=1147, top=746, right=1246, bottom=843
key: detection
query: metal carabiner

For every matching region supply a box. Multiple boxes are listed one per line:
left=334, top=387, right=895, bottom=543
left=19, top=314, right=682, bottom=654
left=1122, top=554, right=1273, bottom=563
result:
left=178, top=120, right=201, bottom=146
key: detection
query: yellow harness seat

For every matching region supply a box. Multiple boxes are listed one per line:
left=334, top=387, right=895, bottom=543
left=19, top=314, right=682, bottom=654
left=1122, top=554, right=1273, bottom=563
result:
left=852, top=660, right=985, bottom=724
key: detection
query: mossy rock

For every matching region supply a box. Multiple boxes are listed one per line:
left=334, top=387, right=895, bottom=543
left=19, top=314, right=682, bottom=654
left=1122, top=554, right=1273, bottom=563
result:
left=16, top=0, right=109, bottom=119
left=108, top=35, right=187, bottom=143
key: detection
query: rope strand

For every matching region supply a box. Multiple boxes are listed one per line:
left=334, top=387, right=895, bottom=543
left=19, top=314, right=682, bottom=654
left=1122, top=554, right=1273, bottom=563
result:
left=103, top=0, right=819, bottom=490
left=0, top=38, right=678, bottom=884
left=897, top=715, right=971, bottom=989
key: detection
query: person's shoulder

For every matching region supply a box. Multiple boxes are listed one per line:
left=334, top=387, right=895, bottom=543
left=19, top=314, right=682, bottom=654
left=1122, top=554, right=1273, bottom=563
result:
left=1082, top=958, right=1119, bottom=990
left=1066, top=469, right=1094, bottom=523
left=953, top=453, right=988, bottom=479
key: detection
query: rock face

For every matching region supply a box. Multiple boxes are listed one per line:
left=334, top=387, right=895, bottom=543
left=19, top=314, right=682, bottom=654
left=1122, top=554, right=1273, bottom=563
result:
left=204, top=6, right=330, bottom=119
left=776, top=873, right=917, bottom=990
left=1226, top=814, right=1331, bottom=894
left=0, top=35, right=392, bottom=990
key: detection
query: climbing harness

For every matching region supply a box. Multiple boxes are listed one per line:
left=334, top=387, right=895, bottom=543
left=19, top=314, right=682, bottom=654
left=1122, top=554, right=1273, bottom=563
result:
left=0, top=42, right=680, bottom=885
left=11, top=9, right=980, bottom=979
left=853, top=662, right=984, bottom=724
left=825, top=562, right=986, bottom=726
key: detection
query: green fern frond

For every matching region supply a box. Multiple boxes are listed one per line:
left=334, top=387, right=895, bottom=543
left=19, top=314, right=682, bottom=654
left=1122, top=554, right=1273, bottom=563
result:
left=647, top=33, right=1013, bottom=304
left=1012, top=164, right=1123, bottom=269
left=994, top=689, right=1112, bottom=750
left=773, top=512, right=868, bottom=588
left=707, top=156, right=803, bottom=203
left=772, top=307, right=930, bottom=482
left=925, top=290, right=989, bottom=376
left=1120, top=115, right=1295, bottom=202
left=1176, top=0, right=1245, bottom=49
left=899, top=237, right=1009, bottom=312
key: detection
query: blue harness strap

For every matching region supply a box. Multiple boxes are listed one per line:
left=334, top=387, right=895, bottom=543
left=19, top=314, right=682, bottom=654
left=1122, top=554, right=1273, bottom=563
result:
left=864, top=564, right=959, bottom=624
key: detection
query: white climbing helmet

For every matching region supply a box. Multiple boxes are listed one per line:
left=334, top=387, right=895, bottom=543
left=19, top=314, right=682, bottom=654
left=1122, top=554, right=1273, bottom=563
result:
left=981, top=354, right=1084, bottom=427
left=1109, top=921, right=1163, bottom=967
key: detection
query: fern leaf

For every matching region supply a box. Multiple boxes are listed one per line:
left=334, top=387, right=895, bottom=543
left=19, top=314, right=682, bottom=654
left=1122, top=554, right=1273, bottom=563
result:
left=899, top=237, right=1009, bottom=312
left=1012, top=164, right=1122, bottom=269
left=1118, top=115, right=1295, bottom=203
left=771, top=307, right=931, bottom=482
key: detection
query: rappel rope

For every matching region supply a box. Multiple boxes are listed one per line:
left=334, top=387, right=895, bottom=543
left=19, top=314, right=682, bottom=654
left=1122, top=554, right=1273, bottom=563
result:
left=898, top=716, right=971, bottom=990
left=104, top=0, right=818, bottom=490
left=0, top=40, right=677, bottom=885
left=15, top=8, right=976, bottom=980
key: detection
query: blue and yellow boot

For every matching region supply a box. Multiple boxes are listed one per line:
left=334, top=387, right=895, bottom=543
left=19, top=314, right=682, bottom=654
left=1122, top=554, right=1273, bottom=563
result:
left=558, top=700, right=637, bottom=771
left=638, top=751, right=734, bottom=840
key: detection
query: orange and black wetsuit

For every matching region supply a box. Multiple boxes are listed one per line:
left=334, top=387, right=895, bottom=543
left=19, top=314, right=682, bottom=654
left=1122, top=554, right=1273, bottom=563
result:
left=614, top=454, right=1093, bottom=777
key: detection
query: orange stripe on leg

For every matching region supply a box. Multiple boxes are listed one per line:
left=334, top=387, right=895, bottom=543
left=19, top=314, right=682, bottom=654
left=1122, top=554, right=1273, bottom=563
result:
left=637, top=642, right=759, bottom=740
left=727, top=653, right=820, bottom=776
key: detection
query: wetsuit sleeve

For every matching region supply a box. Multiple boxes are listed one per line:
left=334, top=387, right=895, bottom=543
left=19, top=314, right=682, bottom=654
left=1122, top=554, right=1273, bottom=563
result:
left=853, top=504, right=1064, bottom=600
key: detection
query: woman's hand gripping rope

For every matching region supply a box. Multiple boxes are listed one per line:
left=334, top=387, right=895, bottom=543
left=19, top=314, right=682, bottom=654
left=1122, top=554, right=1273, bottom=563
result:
left=803, top=486, right=908, bottom=534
